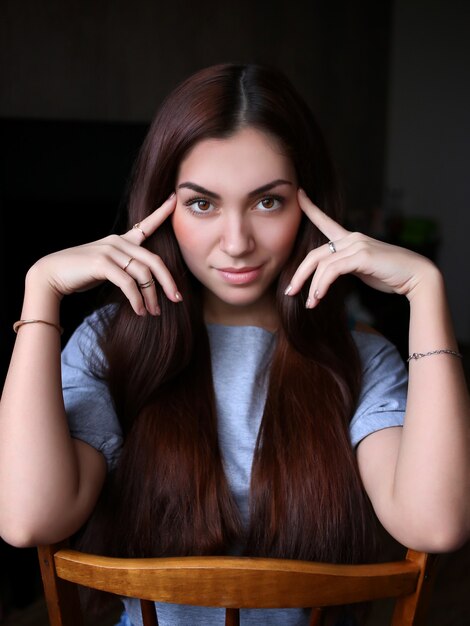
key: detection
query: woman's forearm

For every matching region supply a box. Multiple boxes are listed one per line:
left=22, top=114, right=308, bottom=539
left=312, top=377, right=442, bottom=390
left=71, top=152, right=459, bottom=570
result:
left=0, top=269, right=104, bottom=546
left=395, top=268, right=470, bottom=541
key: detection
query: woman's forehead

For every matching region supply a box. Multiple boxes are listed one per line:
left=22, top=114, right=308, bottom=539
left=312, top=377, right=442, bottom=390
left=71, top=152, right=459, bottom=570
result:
left=176, top=127, right=295, bottom=191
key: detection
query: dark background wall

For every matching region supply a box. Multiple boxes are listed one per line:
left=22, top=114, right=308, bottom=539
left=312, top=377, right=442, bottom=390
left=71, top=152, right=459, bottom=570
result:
left=385, top=0, right=470, bottom=345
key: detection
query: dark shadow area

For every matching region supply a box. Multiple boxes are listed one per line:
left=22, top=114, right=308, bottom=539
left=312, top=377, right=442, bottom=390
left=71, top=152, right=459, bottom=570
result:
left=0, top=117, right=148, bottom=619
left=0, top=118, right=149, bottom=376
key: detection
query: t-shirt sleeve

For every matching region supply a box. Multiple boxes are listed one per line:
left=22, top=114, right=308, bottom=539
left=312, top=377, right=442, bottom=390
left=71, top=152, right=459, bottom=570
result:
left=349, top=331, right=408, bottom=448
left=61, top=310, right=123, bottom=470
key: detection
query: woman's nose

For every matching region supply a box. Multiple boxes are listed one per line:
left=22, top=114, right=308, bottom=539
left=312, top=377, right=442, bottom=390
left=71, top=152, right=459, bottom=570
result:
left=219, top=214, right=255, bottom=257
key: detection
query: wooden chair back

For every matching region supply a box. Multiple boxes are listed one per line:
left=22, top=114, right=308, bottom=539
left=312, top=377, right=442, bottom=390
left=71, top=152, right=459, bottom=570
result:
left=38, top=543, right=438, bottom=626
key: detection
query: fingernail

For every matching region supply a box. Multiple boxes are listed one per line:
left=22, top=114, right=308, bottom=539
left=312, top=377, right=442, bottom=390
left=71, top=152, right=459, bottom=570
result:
left=314, top=289, right=320, bottom=299
left=155, top=305, right=161, bottom=316
left=284, top=284, right=293, bottom=295
left=298, top=187, right=305, bottom=195
left=167, top=191, right=176, bottom=200
left=305, top=297, right=312, bottom=309
left=175, top=291, right=183, bottom=301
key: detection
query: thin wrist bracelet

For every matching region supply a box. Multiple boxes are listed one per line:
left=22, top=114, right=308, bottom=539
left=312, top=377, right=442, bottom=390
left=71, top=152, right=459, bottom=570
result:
left=407, top=349, right=462, bottom=362
left=13, top=319, right=64, bottom=335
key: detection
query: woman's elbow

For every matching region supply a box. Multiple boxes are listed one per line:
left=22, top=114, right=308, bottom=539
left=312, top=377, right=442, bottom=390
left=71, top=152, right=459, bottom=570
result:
left=0, top=522, right=41, bottom=549
left=406, top=516, right=470, bottom=553
left=0, top=513, right=73, bottom=548
left=425, top=524, right=470, bottom=553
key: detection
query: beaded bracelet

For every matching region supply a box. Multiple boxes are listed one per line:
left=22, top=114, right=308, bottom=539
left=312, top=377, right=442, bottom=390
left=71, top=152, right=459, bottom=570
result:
left=13, top=319, right=64, bottom=335
left=407, top=349, right=462, bottom=362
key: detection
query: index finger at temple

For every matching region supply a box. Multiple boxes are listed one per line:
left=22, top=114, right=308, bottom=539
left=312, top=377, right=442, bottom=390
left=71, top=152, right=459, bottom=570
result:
left=122, top=193, right=176, bottom=242
left=297, top=188, right=348, bottom=240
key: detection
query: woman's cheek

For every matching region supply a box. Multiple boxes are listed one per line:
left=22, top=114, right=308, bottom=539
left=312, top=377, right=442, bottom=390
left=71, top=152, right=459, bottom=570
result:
left=264, top=207, right=302, bottom=257
left=171, top=208, right=209, bottom=274
left=172, top=209, right=195, bottom=250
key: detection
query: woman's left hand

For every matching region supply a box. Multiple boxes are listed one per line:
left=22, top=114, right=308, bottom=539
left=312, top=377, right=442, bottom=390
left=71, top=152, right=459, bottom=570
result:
left=286, top=188, right=438, bottom=307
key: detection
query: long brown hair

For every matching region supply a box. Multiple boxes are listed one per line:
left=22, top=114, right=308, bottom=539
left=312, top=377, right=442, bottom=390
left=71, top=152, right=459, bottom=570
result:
left=79, top=63, right=374, bottom=565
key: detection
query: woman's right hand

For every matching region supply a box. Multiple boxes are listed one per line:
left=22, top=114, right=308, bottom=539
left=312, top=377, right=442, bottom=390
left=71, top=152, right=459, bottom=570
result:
left=28, top=193, right=180, bottom=316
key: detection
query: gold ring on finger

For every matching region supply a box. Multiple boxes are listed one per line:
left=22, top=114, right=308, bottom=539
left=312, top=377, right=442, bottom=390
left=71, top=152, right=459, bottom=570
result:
left=133, top=223, right=146, bottom=239
left=123, top=257, right=135, bottom=272
left=139, top=277, right=155, bottom=289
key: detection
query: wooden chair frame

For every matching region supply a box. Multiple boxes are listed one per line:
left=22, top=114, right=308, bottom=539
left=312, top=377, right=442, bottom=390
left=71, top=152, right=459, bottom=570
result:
left=38, top=543, right=438, bottom=626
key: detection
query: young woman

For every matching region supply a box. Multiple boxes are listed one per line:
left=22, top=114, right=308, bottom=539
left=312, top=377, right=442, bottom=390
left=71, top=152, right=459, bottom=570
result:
left=0, top=63, right=469, bottom=626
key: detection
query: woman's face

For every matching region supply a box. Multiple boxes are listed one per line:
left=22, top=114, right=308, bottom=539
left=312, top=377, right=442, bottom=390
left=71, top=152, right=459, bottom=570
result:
left=173, top=126, right=302, bottom=326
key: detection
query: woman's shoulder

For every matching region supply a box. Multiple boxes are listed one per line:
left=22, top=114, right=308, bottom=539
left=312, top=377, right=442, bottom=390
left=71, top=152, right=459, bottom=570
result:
left=61, top=304, right=117, bottom=368
left=67, top=303, right=117, bottom=340
left=349, top=325, right=408, bottom=446
left=350, top=324, right=406, bottom=375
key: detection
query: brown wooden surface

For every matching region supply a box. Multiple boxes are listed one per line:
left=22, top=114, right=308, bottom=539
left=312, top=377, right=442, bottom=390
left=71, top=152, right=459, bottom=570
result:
left=53, top=550, right=421, bottom=608
left=36, top=543, right=437, bottom=626
left=139, top=599, right=158, bottom=626
left=225, top=608, right=240, bottom=626
left=390, top=551, right=439, bottom=626
left=37, top=544, right=83, bottom=626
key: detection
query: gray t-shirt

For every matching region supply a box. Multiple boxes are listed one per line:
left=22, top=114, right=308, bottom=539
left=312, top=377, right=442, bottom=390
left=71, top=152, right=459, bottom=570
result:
left=61, top=310, right=407, bottom=626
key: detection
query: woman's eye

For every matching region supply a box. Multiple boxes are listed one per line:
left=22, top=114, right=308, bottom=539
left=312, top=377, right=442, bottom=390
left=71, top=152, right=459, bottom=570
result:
left=185, top=198, right=214, bottom=214
left=256, top=196, right=283, bottom=211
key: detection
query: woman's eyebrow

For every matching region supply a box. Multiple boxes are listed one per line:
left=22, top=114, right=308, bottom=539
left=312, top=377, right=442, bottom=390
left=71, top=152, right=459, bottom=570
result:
left=177, top=179, right=293, bottom=199
left=177, top=182, right=221, bottom=199
left=248, top=179, right=293, bottom=197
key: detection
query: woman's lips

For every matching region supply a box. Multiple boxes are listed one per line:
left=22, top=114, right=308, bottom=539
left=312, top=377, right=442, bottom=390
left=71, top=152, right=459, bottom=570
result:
left=216, top=265, right=263, bottom=285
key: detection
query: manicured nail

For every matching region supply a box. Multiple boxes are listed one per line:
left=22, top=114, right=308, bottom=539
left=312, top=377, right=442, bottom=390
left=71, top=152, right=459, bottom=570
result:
left=167, top=191, right=176, bottom=200
left=284, top=284, right=293, bottom=295
left=314, top=289, right=320, bottom=299
left=305, top=297, right=312, bottom=309
left=175, top=291, right=183, bottom=301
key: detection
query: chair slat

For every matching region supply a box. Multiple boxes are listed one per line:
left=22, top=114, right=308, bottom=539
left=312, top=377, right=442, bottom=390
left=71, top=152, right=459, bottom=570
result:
left=39, top=544, right=436, bottom=626
left=225, top=608, right=240, bottom=626
left=390, top=551, right=439, bottom=626
left=37, top=544, right=83, bottom=626
left=140, top=599, right=158, bottom=626
left=53, top=552, right=420, bottom=608
left=309, top=607, right=324, bottom=625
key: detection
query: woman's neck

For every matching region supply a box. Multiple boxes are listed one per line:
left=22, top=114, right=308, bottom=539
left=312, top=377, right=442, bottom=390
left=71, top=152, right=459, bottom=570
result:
left=203, top=290, right=279, bottom=332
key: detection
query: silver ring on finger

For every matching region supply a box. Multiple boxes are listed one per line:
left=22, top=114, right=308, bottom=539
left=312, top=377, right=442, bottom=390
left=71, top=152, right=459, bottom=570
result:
left=123, top=257, right=135, bottom=272
left=328, top=240, right=337, bottom=254
left=139, top=277, right=155, bottom=289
